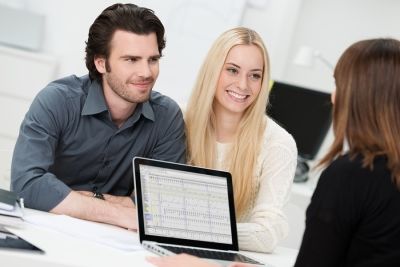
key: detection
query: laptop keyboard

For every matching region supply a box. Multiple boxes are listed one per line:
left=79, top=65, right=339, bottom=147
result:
left=158, top=244, right=261, bottom=264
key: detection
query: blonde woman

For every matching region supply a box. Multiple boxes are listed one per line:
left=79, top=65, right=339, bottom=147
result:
left=184, top=27, right=297, bottom=253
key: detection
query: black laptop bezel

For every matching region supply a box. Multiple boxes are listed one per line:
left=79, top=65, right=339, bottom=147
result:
left=133, top=157, right=239, bottom=251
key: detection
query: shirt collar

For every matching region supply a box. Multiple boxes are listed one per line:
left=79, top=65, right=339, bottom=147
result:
left=141, top=100, right=155, bottom=121
left=81, top=79, right=156, bottom=122
left=81, top=80, right=108, bottom=116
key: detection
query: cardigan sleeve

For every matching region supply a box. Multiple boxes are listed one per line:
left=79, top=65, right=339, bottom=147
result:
left=237, top=124, right=297, bottom=253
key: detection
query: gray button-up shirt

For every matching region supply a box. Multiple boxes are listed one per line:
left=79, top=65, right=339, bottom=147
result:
left=11, top=75, right=186, bottom=211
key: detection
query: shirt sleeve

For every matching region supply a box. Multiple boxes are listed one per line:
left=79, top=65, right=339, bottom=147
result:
left=11, top=86, right=71, bottom=211
left=294, top=164, right=353, bottom=267
left=150, top=101, right=186, bottom=164
left=237, top=133, right=297, bottom=253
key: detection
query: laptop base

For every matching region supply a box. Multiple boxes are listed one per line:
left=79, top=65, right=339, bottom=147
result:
left=143, top=241, right=268, bottom=266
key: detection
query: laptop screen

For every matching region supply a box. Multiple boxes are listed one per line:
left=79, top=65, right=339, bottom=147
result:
left=134, top=157, right=239, bottom=251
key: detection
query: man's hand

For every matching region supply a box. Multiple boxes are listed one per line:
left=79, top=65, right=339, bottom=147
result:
left=228, top=263, right=253, bottom=267
left=146, top=254, right=253, bottom=267
left=146, top=254, right=220, bottom=267
left=103, top=193, right=135, bottom=208
left=116, top=204, right=138, bottom=230
left=51, top=191, right=137, bottom=230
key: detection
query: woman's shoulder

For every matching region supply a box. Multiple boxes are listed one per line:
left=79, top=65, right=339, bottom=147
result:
left=263, top=116, right=297, bottom=150
left=324, top=154, right=388, bottom=175
left=256, top=117, right=297, bottom=165
left=321, top=154, right=392, bottom=189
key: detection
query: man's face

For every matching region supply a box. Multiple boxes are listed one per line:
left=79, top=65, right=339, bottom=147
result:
left=96, top=30, right=160, bottom=104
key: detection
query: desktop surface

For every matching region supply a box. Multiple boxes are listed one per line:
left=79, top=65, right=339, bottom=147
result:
left=0, top=209, right=298, bottom=267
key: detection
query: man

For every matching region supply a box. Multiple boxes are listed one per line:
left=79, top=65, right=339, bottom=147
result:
left=11, top=3, right=186, bottom=230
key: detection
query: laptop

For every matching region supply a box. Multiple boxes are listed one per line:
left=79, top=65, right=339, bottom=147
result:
left=133, top=157, right=267, bottom=266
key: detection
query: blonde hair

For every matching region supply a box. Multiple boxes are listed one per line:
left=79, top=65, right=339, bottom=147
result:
left=319, top=38, right=400, bottom=189
left=185, top=27, right=271, bottom=216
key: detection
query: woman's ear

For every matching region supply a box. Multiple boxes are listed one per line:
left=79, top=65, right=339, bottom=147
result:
left=94, top=56, right=106, bottom=74
left=331, top=89, right=336, bottom=105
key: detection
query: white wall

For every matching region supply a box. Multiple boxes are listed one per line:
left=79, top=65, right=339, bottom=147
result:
left=282, top=0, right=400, bottom=164
left=242, top=0, right=304, bottom=81
left=284, top=0, right=400, bottom=93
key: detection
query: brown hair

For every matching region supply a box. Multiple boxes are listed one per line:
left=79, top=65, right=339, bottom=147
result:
left=85, top=3, right=165, bottom=82
left=320, top=38, right=400, bottom=189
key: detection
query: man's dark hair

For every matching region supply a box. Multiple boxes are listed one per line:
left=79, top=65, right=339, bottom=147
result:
left=85, top=3, right=166, bottom=82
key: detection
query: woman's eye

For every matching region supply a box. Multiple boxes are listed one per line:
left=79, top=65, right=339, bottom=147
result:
left=250, top=73, right=262, bottom=81
left=227, top=68, right=238, bottom=74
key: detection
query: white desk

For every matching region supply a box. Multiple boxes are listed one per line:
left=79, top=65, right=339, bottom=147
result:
left=0, top=209, right=298, bottom=267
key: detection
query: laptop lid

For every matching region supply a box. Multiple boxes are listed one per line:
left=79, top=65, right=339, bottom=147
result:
left=133, top=157, right=239, bottom=252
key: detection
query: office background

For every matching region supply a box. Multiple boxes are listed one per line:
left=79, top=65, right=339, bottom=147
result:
left=0, top=0, right=399, bottom=249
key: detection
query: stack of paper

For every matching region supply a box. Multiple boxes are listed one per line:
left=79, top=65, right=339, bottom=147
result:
left=0, top=188, right=23, bottom=218
left=24, top=213, right=142, bottom=251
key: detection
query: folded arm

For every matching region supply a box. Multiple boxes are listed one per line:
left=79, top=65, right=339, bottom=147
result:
left=52, top=191, right=137, bottom=229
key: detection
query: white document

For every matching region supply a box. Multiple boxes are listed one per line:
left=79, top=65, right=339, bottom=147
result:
left=24, top=213, right=142, bottom=251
